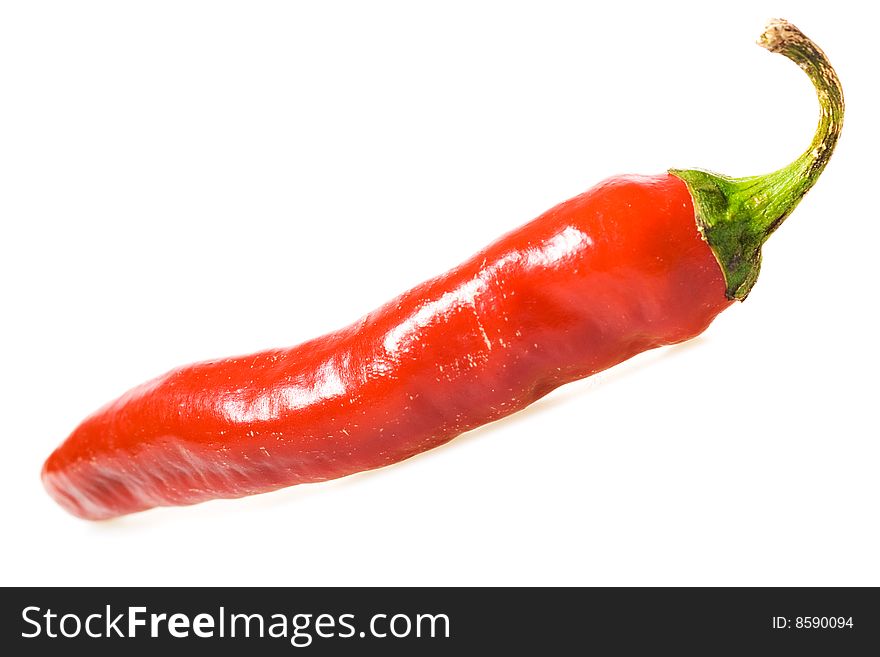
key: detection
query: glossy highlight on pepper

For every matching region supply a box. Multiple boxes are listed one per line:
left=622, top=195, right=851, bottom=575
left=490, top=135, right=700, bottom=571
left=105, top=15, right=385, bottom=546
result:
left=42, top=20, right=843, bottom=520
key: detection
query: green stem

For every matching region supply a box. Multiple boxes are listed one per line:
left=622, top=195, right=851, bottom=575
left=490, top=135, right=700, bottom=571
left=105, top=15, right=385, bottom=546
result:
left=670, top=19, right=844, bottom=300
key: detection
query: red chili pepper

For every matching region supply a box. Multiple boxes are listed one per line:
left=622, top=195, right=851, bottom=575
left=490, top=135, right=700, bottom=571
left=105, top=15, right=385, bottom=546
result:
left=43, top=20, right=843, bottom=520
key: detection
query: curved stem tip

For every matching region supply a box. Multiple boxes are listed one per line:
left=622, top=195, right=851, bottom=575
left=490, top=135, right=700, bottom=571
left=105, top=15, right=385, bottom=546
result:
left=671, top=19, right=844, bottom=300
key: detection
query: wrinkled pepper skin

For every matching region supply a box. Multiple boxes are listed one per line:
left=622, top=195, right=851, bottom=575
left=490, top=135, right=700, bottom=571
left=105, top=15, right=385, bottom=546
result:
left=43, top=173, right=732, bottom=519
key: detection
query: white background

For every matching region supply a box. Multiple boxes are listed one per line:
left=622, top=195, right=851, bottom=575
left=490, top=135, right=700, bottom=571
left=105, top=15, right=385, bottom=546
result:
left=1, top=1, right=877, bottom=586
